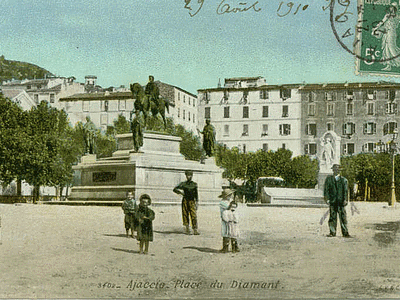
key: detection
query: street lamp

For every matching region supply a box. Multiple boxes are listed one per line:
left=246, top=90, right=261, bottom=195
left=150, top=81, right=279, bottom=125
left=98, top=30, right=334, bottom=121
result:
left=389, top=129, right=398, bottom=207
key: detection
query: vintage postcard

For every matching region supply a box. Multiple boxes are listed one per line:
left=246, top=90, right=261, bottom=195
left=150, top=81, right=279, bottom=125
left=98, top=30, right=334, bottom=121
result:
left=1, top=0, right=400, bottom=299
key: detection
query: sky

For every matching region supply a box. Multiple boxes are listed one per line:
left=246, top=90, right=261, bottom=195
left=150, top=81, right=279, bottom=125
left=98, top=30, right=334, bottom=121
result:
left=1, top=0, right=398, bottom=94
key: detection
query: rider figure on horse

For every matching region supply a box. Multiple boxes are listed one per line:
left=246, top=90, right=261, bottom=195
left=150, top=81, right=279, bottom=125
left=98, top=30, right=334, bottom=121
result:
left=145, top=75, right=160, bottom=107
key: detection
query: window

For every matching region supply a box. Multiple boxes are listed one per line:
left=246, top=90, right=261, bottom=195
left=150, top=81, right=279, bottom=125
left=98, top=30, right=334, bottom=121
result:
left=82, top=101, right=90, bottom=112
left=34, top=94, right=39, bottom=103
left=103, top=100, right=109, bottom=112
left=346, top=90, right=354, bottom=100
left=304, top=143, right=317, bottom=155
left=260, top=90, right=269, bottom=100
left=262, top=124, right=268, bottom=136
left=101, top=113, right=108, bottom=125
left=193, top=99, right=196, bottom=107
left=262, top=143, right=268, bottom=151
left=386, top=102, right=397, bottom=114
left=325, top=92, right=335, bottom=101
left=243, top=90, right=249, bottom=103
left=343, top=143, right=355, bottom=155
left=242, top=124, right=249, bottom=136
left=204, top=92, right=210, bottom=103
left=223, top=125, right=229, bottom=136
left=188, top=112, right=191, bottom=121
left=243, top=144, right=247, bottom=153
left=367, top=90, right=376, bottom=100
left=282, top=143, right=286, bottom=149
left=280, top=88, right=291, bottom=99
left=178, top=108, right=180, bottom=118
left=205, top=107, right=210, bottom=119
left=183, top=95, right=186, bottom=103
left=343, top=122, right=356, bottom=135
left=243, top=106, right=249, bottom=118
left=308, top=103, right=315, bottom=116
left=346, top=102, right=353, bottom=115
left=223, top=90, right=229, bottom=101
left=384, top=122, right=397, bottom=135
left=327, top=122, right=334, bottom=131
left=309, top=92, right=316, bottom=102
left=367, top=102, right=374, bottom=115
left=363, top=122, right=376, bottom=135
left=193, top=114, right=195, bottom=123
left=49, top=94, right=55, bottom=103
left=279, top=124, right=291, bottom=136
left=189, top=98, right=191, bottom=105
left=224, top=106, right=230, bottom=118
left=262, top=106, right=269, bottom=118
left=282, top=105, right=289, bottom=117
left=305, top=123, right=317, bottom=136
left=178, top=93, right=180, bottom=101
left=327, top=103, right=334, bottom=116
left=27, top=85, right=31, bottom=90
left=119, top=100, right=126, bottom=111
left=183, top=109, right=185, bottom=120
left=363, top=143, right=376, bottom=153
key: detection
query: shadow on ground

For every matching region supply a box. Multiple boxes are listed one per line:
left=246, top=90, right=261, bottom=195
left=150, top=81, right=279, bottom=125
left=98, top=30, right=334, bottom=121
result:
left=371, top=221, right=400, bottom=247
left=103, top=233, right=132, bottom=238
left=111, top=247, right=140, bottom=254
left=183, top=246, right=220, bottom=253
left=154, top=229, right=186, bottom=235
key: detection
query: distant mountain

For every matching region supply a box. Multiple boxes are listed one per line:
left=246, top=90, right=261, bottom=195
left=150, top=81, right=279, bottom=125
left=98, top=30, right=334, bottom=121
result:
left=0, top=55, right=54, bottom=83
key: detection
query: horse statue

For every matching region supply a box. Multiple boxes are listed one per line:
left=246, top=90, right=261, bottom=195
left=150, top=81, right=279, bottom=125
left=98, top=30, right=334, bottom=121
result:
left=130, top=82, right=169, bottom=128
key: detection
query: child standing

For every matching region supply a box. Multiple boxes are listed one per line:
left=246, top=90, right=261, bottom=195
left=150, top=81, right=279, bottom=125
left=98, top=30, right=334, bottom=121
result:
left=122, top=191, right=137, bottom=238
left=222, top=201, right=240, bottom=253
left=218, top=188, right=234, bottom=253
left=135, top=194, right=155, bottom=254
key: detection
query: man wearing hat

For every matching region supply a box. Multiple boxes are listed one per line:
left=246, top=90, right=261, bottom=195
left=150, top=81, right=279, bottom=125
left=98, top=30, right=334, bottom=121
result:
left=324, top=164, right=351, bottom=237
left=173, top=170, right=199, bottom=235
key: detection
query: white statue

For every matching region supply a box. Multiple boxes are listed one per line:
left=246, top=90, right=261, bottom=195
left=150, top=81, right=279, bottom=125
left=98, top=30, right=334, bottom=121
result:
left=320, top=137, right=335, bottom=168
left=319, top=131, right=341, bottom=174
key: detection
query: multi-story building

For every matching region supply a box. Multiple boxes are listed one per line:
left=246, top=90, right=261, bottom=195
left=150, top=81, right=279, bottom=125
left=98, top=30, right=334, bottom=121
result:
left=299, top=82, right=400, bottom=157
left=1, top=76, right=85, bottom=110
left=197, top=77, right=302, bottom=155
left=60, top=80, right=198, bottom=133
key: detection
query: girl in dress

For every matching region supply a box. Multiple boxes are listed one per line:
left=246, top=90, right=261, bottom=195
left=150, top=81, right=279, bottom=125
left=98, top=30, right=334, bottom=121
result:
left=135, top=194, right=155, bottom=254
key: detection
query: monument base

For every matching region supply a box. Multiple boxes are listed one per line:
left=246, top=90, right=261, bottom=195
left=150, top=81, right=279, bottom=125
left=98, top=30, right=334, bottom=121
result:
left=69, top=133, right=224, bottom=204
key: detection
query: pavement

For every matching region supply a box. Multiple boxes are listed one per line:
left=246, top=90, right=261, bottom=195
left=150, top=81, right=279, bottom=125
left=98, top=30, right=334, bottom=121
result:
left=0, top=202, right=399, bottom=299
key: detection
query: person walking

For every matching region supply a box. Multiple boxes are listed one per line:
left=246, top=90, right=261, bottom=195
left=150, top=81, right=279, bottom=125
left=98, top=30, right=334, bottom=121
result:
left=122, top=191, right=137, bottom=238
left=324, top=164, right=351, bottom=238
left=135, top=194, right=155, bottom=254
left=173, top=170, right=199, bottom=235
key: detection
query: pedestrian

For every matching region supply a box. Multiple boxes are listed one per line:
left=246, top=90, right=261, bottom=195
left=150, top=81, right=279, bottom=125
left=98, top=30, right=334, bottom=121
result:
left=173, top=170, right=199, bottom=235
left=135, top=194, right=155, bottom=254
left=324, top=164, right=351, bottom=238
left=222, top=201, right=240, bottom=253
left=218, top=188, right=234, bottom=253
left=122, top=191, right=137, bottom=238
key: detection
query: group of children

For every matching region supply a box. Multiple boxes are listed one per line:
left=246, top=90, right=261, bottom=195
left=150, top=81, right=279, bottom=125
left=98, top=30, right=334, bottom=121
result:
left=122, top=192, right=155, bottom=254
left=122, top=188, right=240, bottom=254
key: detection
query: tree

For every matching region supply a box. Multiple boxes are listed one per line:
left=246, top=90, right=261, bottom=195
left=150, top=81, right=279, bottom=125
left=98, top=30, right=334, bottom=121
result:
left=113, top=114, right=131, bottom=134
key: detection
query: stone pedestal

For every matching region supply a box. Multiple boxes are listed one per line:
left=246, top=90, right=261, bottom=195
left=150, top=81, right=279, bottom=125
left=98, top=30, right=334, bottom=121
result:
left=69, top=132, right=224, bottom=204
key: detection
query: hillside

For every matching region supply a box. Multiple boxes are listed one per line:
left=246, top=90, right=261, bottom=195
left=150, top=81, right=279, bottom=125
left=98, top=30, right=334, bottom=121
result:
left=0, top=55, right=53, bottom=83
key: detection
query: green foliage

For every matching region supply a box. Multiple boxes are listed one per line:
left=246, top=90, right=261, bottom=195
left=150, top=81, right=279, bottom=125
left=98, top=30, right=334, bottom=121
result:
left=0, top=56, right=53, bottom=82
left=113, top=114, right=131, bottom=134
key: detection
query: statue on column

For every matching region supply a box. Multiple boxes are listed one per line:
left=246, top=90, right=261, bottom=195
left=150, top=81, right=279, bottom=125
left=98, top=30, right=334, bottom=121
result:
left=198, top=119, right=216, bottom=157
left=83, top=116, right=97, bottom=154
left=319, top=131, right=341, bottom=174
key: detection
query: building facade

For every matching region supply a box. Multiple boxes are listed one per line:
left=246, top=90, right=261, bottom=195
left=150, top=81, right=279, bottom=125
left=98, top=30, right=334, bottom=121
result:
left=299, top=82, right=400, bottom=157
left=197, top=77, right=302, bottom=155
left=1, top=77, right=85, bottom=110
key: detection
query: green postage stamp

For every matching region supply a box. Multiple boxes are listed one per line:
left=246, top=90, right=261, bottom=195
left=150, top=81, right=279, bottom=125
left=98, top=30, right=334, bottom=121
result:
left=356, top=0, right=400, bottom=75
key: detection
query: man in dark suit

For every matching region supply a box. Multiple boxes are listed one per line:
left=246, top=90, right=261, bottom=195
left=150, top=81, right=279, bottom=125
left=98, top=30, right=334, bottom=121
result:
left=324, top=164, right=351, bottom=237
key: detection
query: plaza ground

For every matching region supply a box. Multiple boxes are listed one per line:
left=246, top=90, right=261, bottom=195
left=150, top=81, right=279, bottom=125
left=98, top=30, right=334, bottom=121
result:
left=0, top=202, right=399, bottom=299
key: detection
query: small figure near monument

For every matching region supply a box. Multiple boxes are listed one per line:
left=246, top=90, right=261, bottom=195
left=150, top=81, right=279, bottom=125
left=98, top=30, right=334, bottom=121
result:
left=173, top=170, right=199, bottom=235
left=218, top=188, right=234, bottom=253
left=122, top=191, right=138, bottom=238
left=320, top=136, right=335, bottom=168
left=83, top=116, right=96, bottom=154
left=324, top=164, right=351, bottom=238
left=130, top=110, right=144, bottom=152
left=198, top=119, right=216, bottom=157
left=222, top=201, right=240, bottom=253
left=135, top=194, right=155, bottom=254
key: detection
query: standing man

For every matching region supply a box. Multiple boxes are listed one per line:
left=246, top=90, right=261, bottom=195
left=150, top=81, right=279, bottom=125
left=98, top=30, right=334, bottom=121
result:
left=173, top=170, right=199, bottom=235
left=324, top=164, right=351, bottom=238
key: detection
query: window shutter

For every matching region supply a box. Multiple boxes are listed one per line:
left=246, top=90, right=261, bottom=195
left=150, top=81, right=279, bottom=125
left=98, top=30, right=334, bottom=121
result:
left=363, top=123, right=367, bottom=134
left=305, top=125, right=309, bottom=135
left=373, top=123, right=376, bottom=134
left=342, top=124, right=346, bottom=135
left=384, top=123, right=388, bottom=135
left=351, top=123, right=356, bottom=134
